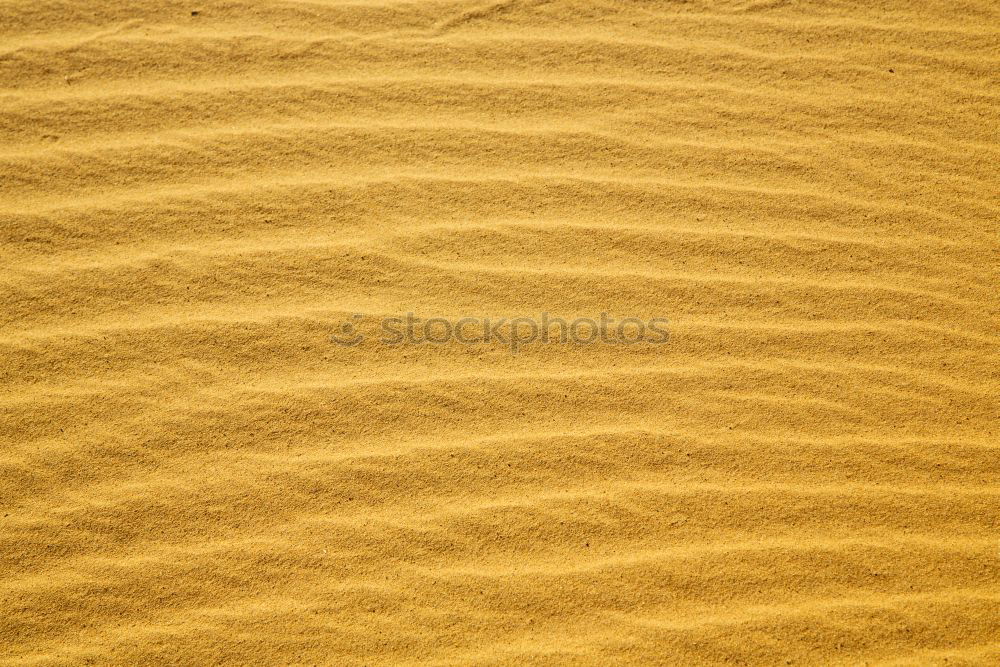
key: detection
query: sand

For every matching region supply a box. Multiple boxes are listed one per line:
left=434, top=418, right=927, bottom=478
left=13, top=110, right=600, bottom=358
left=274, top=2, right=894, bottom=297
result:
left=1, top=0, right=999, bottom=663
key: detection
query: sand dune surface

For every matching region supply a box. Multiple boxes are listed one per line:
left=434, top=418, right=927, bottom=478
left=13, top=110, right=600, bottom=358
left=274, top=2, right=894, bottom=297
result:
left=1, top=0, right=999, bottom=664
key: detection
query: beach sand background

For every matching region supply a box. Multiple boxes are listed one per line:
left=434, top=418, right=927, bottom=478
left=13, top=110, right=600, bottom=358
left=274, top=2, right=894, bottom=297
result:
left=1, top=0, right=999, bottom=663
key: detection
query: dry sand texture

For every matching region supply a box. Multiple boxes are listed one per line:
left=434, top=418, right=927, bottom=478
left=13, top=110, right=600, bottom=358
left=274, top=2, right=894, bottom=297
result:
left=2, top=0, right=999, bottom=664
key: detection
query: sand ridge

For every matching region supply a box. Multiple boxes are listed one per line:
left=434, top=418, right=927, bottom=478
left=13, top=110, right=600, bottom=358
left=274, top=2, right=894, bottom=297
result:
left=1, top=0, right=999, bottom=664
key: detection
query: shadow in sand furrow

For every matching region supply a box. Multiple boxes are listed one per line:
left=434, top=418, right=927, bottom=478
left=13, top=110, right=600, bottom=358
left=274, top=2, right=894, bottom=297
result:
left=4, top=351, right=998, bottom=435
left=6, top=31, right=997, bottom=91
left=3, top=248, right=995, bottom=338
left=9, top=587, right=998, bottom=665
left=2, top=486, right=998, bottom=604
left=3, top=172, right=988, bottom=251
left=5, top=77, right=997, bottom=155
left=2, top=521, right=998, bottom=662
left=1, top=175, right=983, bottom=259
left=3, top=392, right=998, bottom=507
left=17, top=432, right=1000, bottom=524
left=7, top=219, right=968, bottom=282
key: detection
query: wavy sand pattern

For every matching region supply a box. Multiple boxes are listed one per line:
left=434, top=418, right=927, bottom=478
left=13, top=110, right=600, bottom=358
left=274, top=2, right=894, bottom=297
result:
left=2, top=0, right=999, bottom=663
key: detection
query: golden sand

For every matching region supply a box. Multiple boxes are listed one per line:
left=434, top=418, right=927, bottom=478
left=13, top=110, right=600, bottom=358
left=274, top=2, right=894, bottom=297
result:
left=2, top=0, right=999, bottom=663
